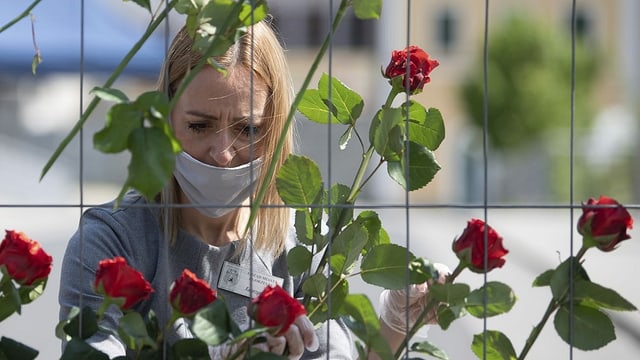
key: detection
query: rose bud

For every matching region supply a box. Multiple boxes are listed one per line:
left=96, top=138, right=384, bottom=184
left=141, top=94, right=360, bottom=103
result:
left=94, top=257, right=153, bottom=310
left=249, top=285, right=306, bottom=336
left=452, top=219, right=508, bottom=273
left=0, top=230, right=53, bottom=286
left=170, top=269, right=217, bottom=317
left=578, top=196, right=633, bottom=252
left=384, top=45, right=439, bottom=93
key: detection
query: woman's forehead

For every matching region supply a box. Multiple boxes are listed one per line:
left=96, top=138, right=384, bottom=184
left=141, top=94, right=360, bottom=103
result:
left=179, top=66, right=269, bottom=110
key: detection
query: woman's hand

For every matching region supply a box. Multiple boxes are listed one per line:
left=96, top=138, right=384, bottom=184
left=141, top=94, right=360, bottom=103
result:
left=253, top=315, right=319, bottom=359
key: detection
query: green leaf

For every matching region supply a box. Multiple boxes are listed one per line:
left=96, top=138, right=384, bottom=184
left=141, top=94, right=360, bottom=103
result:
left=471, top=330, right=517, bottom=360
left=117, top=312, right=156, bottom=350
left=298, top=89, right=336, bottom=124
left=429, top=283, right=471, bottom=305
left=465, top=282, right=516, bottom=318
left=18, top=279, right=46, bottom=305
left=387, top=142, right=441, bottom=191
left=341, top=294, right=393, bottom=360
left=410, top=341, right=450, bottom=360
left=172, top=338, right=209, bottom=359
left=287, top=245, right=312, bottom=276
left=93, top=103, right=142, bottom=154
left=0, top=279, right=20, bottom=321
left=31, top=53, right=41, bottom=76
left=354, top=211, right=390, bottom=255
left=301, top=273, right=327, bottom=298
left=360, top=244, right=417, bottom=289
left=550, top=257, right=590, bottom=302
left=306, top=274, right=348, bottom=324
left=129, top=0, right=151, bottom=12
left=294, top=210, right=315, bottom=246
left=437, top=304, right=465, bottom=330
left=238, top=1, right=268, bottom=26
left=338, top=126, right=354, bottom=150
left=352, top=0, right=382, bottom=19
left=573, top=281, right=637, bottom=311
left=325, top=183, right=353, bottom=231
left=330, top=222, right=368, bottom=274
left=60, top=338, right=109, bottom=360
left=60, top=307, right=99, bottom=340
left=0, top=337, right=38, bottom=360
left=405, top=103, right=445, bottom=151
left=135, top=91, right=170, bottom=122
left=276, top=155, right=323, bottom=209
left=317, top=73, right=364, bottom=125
left=90, top=87, right=129, bottom=103
left=554, top=303, right=616, bottom=350
left=192, top=300, right=235, bottom=346
left=123, top=127, right=176, bottom=200
left=407, top=258, right=438, bottom=285
left=372, top=108, right=404, bottom=160
left=532, top=269, right=554, bottom=287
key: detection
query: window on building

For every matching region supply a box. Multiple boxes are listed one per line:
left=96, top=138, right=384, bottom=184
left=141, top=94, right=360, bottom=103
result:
left=436, top=8, right=457, bottom=53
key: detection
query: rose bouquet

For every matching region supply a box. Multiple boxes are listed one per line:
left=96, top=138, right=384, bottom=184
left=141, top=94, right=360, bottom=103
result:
left=0, top=230, right=53, bottom=359
left=56, top=258, right=309, bottom=360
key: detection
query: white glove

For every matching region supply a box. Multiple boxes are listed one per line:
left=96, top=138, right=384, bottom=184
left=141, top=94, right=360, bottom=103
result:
left=378, top=263, right=450, bottom=335
left=208, top=315, right=319, bottom=360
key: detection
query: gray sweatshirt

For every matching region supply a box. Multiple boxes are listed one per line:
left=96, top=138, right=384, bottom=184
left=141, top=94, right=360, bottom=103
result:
left=58, top=191, right=356, bottom=359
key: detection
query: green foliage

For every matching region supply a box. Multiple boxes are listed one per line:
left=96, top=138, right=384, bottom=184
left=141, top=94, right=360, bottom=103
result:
left=465, top=282, right=516, bottom=318
left=191, top=300, right=237, bottom=346
left=117, top=312, right=157, bottom=351
left=341, top=294, right=393, bottom=360
left=0, top=337, right=38, bottom=360
left=460, top=15, right=599, bottom=149
left=410, top=341, right=450, bottom=360
left=471, top=330, right=517, bottom=360
left=352, top=0, right=382, bottom=19
left=553, top=304, right=616, bottom=350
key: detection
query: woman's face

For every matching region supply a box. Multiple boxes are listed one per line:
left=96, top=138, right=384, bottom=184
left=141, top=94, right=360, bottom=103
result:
left=172, top=66, right=269, bottom=168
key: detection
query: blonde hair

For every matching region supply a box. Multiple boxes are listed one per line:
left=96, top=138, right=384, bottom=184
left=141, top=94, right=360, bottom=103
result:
left=156, top=20, right=294, bottom=257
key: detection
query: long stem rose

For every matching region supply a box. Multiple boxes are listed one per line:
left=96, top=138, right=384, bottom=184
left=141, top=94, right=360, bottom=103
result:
left=0, top=230, right=52, bottom=286
left=452, top=219, right=508, bottom=273
left=94, top=257, right=153, bottom=311
left=577, top=195, right=633, bottom=252
left=384, top=45, right=439, bottom=94
left=170, top=269, right=217, bottom=317
left=250, top=285, right=306, bottom=336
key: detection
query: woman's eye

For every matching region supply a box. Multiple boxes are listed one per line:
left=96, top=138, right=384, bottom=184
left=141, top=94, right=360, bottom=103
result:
left=188, top=123, right=209, bottom=134
left=239, top=125, right=260, bottom=137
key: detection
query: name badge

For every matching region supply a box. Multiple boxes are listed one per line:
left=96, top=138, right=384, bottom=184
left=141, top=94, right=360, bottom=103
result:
left=218, top=261, right=284, bottom=298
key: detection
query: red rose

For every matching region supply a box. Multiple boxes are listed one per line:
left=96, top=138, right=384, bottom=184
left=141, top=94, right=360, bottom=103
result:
left=384, top=45, right=439, bottom=93
left=250, top=285, right=306, bottom=336
left=0, top=230, right=52, bottom=286
left=94, top=257, right=153, bottom=310
left=452, top=219, right=508, bottom=273
left=170, top=269, right=217, bottom=316
left=578, top=196, right=633, bottom=252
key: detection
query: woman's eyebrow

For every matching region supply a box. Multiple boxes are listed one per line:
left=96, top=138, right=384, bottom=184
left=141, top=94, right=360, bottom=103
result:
left=186, top=110, right=216, bottom=120
left=186, top=110, right=263, bottom=125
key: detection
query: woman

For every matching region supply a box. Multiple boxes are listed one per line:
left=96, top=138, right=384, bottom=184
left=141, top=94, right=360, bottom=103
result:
left=59, top=19, right=438, bottom=359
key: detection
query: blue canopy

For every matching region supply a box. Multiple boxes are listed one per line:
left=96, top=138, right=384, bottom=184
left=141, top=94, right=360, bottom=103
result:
left=0, top=0, right=169, bottom=77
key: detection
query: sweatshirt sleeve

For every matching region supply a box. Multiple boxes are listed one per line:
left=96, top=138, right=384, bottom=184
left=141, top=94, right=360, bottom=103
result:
left=58, top=206, right=139, bottom=358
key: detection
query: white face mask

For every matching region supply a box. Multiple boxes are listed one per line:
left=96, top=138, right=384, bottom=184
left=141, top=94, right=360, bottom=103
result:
left=173, top=152, right=263, bottom=218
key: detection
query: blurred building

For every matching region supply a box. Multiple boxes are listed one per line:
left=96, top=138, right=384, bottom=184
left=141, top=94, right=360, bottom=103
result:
left=267, top=0, right=640, bottom=204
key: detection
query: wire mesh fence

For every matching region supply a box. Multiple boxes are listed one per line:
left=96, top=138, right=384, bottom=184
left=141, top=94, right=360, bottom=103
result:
left=1, top=0, right=639, bottom=359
